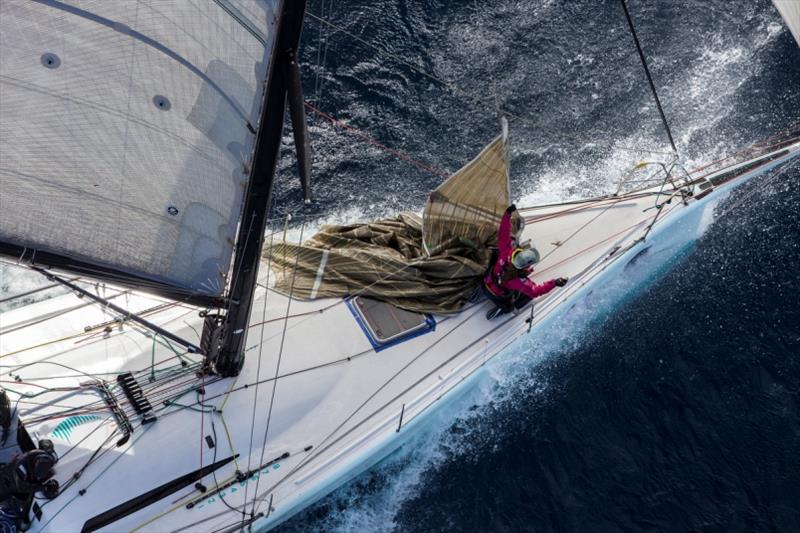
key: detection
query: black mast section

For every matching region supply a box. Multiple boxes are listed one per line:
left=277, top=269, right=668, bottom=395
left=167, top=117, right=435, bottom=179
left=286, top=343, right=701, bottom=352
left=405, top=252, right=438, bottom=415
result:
left=210, top=0, right=308, bottom=377
left=620, top=0, right=678, bottom=155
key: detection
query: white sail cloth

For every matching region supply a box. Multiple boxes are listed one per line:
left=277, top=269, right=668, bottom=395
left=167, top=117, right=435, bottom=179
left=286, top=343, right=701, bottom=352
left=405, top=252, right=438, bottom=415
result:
left=773, top=0, right=800, bottom=46
left=0, top=0, right=280, bottom=296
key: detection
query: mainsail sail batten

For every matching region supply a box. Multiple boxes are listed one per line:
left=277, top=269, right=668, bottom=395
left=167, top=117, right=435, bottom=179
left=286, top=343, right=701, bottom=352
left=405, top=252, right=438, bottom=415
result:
left=0, top=0, right=281, bottom=298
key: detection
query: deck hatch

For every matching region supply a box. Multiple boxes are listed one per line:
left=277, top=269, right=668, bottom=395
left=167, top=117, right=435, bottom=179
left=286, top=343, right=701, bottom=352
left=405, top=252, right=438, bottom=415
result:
left=347, top=297, right=435, bottom=351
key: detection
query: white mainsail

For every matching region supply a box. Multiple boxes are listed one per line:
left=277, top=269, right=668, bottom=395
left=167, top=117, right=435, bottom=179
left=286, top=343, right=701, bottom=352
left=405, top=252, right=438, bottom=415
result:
left=773, top=0, right=800, bottom=46
left=0, top=0, right=280, bottom=297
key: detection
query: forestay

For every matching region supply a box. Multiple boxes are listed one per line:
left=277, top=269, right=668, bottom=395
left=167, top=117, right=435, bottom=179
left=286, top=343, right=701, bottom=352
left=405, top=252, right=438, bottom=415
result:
left=0, top=0, right=281, bottom=298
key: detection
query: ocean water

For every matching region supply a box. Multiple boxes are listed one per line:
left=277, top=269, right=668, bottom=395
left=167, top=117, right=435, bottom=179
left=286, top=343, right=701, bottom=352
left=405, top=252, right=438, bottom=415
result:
left=275, top=0, right=800, bottom=531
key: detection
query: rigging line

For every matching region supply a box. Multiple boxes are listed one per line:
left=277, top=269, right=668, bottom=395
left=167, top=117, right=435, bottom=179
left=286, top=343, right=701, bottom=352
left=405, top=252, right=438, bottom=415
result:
left=304, top=101, right=450, bottom=178
left=207, top=407, right=243, bottom=515
left=313, top=0, right=328, bottom=102
left=249, top=219, right=306, bottom=520
left=537, top=202, right=620, bottom=263
left=248, top=304, right=504, bottom=519
left=317, top=0, right=335, bottom=103
left=222, top=210, right=259, bottom=318
left=46, top=427, right=122, bottom=502
left=304, top=12, right=674, bottom=156
left=0, top=289, right=129, bottom=337
left=241, top=200, right=281, bottom=521
left=536, top=216, right=654, bottom=276
left=199, top=382, right=206, bottom=469
left=61, top=420, right=156, bottom=505
left=714, top=158, right=799, bottom=221
left=33, top=0, right=254, bottom=130
left=29, top=268, right=202, bottom=353
left=619, top=0, right=678, bottom=154
left=53, top=414, right=117, bottom=463
left=690, top=135, right=800, bottom=179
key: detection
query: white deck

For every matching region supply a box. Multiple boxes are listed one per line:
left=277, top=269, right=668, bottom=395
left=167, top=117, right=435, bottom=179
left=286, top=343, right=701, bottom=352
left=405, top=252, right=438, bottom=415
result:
left=0, top=141, right=797, bottom=532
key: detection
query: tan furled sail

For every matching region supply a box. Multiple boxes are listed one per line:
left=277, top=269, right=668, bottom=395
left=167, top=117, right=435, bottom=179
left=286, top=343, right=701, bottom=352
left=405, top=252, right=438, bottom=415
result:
left=264, top=213, right=488, bottom=313
left=263, top=128, right=515, bottom=314
left=422, top=119, right=510, bottom=255
left=773, top=0, right=800, bottom=46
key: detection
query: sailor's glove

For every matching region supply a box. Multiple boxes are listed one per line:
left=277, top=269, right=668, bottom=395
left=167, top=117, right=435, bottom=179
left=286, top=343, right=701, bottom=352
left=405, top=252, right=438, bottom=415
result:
left=554, top=277, right=568, bottom=287
left=505, top=204, right=517, bottom=214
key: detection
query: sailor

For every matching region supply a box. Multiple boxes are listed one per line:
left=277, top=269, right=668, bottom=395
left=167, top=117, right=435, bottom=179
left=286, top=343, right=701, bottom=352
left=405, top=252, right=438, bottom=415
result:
left=484, top=204, right=567, bottom=319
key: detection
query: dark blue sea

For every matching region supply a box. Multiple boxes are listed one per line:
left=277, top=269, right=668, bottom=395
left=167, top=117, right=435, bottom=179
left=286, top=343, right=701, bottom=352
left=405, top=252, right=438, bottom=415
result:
left=275, top=0, right=800, bottom=531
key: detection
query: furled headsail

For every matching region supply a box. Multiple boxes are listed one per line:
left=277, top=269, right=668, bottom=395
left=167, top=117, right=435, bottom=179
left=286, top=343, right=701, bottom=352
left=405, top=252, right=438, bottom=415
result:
left=263, top=126, right=513, bottom=314
left=773, top=0, right=800, bottom=46
left=422, top=119, right=511, bottom=255
left=0, top=0, right=282, bottom=303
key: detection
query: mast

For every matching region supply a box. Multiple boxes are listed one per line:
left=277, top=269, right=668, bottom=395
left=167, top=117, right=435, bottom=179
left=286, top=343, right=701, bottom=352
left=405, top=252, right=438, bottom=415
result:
left=208, top=0, right=309, bottom=377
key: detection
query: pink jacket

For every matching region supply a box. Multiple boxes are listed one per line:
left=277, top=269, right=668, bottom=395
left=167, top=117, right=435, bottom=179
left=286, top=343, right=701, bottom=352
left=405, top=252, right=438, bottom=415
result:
left=483, top=210, right=556, bottom=299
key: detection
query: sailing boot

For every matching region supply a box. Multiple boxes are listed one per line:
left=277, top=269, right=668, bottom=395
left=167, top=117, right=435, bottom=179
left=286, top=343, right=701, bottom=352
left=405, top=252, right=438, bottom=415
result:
left=486, top=306, right=505, bottom=320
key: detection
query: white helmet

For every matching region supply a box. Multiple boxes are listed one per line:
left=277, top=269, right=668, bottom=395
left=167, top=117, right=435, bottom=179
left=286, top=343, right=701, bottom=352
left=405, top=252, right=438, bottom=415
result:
left=511, top=247, right=540, bottom=269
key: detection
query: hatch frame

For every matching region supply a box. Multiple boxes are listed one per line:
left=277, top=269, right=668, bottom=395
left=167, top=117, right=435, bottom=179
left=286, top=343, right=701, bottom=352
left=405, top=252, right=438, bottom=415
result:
left=346, top=296, right=436, bottom=352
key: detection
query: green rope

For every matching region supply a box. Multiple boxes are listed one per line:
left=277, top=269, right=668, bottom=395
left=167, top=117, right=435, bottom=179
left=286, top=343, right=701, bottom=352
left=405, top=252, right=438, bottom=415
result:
left=150, top=335, right=157, bottom=383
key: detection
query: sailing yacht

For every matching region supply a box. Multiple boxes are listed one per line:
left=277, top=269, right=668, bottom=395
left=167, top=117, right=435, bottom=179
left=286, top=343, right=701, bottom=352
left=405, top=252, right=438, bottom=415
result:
left=0, top=1, right=798, bottom=532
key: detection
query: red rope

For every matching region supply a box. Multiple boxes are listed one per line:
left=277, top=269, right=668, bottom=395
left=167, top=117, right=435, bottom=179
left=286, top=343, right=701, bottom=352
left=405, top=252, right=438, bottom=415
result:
left=536, top=216, right=655, bottom=276
left=303, top=101, right=450, bottom=179
left=688, top=121, right=800, bottom=176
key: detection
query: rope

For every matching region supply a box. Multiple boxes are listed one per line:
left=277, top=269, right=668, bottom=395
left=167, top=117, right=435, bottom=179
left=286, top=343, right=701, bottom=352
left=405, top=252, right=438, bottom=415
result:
left=242, top=220, right=281, bottom=523
left=304, top=101, right=449, bottom=178
left=313, top=0, right=335, bottom=103
left=312, top=0, right=327, bottom=102
left=249, top=219, right=306, bottom=520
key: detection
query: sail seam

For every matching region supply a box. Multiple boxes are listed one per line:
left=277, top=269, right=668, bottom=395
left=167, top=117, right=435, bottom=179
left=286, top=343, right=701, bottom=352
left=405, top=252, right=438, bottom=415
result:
left=32, top=0, right=254, bottom=129
left=211, top=0, right=267, bottom=45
